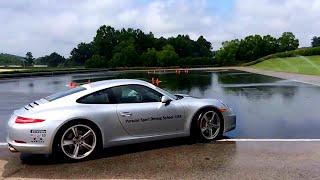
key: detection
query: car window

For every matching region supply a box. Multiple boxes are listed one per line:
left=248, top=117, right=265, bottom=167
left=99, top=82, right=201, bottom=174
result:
left=110, top=84, right=163, bottom=103
left=77, top=89, right=114, bottom=104
left=155, top=86, right=178, bottom=100
left=141, top=86, right=163, bottom=102
left=45, top=86, right=86, bottom=102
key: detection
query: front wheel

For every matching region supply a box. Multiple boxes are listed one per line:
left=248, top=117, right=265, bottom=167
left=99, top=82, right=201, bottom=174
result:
left=56, top=124, right=98, bottom=161
left=193, top=110, right=222, bottom=142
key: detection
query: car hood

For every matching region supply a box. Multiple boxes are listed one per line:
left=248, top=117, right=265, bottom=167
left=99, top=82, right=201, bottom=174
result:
left=175, top=94, right=200, bottom=99
left=175, top=94, right=227, bottom=110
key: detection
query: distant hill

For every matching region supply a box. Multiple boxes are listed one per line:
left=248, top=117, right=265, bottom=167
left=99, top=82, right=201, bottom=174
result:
left=0, top=53, right=24, bottom=66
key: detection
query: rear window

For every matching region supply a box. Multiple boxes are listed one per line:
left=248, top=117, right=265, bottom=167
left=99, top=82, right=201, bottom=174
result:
left=45, top=86, right=86, bottom=101
left=77, top=89, right=114, bottom=104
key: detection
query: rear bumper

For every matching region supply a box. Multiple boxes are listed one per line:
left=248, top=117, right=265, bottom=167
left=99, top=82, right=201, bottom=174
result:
left=6, top=114, right=59, bottom=154
left=7, top=137, right=51, bottom=154
left=223, top=114, right=236, bottom=133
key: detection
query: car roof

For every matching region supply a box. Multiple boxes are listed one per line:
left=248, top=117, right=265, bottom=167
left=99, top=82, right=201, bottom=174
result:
left=82, top=79, right=153, bottom=91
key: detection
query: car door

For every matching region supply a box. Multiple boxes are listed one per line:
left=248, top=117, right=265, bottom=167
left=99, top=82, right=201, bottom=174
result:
left=111, top=84, right=185, bottom=136
left=75, top=88, right=129, bottom=143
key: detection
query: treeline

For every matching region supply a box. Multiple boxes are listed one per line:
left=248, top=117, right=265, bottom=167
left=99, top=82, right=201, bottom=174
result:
left=36, top=52, right=66, bottom=67
left=215, top=32, right=300, bottom=65
left=66, top=27, right=320, bottom=67
left=66, top=25, right=213, bottom=68
left=9, top=26, right=320, bottom=68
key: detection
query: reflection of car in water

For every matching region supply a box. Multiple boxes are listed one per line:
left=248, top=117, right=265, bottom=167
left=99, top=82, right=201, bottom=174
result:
left=7, top=79, right=236, bottom=161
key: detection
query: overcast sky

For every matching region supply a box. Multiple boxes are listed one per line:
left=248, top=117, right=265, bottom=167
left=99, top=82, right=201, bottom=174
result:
left=1, top=0, right=320, bottom=57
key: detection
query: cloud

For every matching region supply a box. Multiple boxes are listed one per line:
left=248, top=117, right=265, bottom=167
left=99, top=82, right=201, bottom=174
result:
left=224, top=0, right=320, bottom=46
left=0, top=0, right=319, bottom=57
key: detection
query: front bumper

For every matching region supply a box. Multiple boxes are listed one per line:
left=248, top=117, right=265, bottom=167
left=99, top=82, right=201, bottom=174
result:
left=222, top=108, right=236, bottom=133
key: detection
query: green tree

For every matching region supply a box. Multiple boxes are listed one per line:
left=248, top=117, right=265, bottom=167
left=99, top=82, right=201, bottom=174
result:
left=168, top=35, right=194, bottom=58
left=85, top=55, right=106, bottom=68
left=154, top=37, right=168, bottom=51
left=37, top=52, right=65, bottom=67
left=237, top=35, right=264, bottom=61
left=109, top=40, right=138, bottom=67
left=140, top=48, right=158, bottom=67
left=93, top=25, right=118, bottom=60
left=135, top=30, right=155, bottom=54
left=215, top=40, right=240, bottom=65
left=195, top=36, right=212, bottom=57
left=156, top=45, right=179, bottom=66
left=262, top=35, right=279, bottom=56
left=70, top=42, right=93, bottom=66
left=311, top=36, right=320, bottom=47
left=25, top=52, right=34, bottom=67
left=278, top=32, right=299, bottom=52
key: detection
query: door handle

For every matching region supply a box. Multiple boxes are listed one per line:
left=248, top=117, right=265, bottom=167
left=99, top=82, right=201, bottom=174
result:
left=120, top=112, right=132, bottom=117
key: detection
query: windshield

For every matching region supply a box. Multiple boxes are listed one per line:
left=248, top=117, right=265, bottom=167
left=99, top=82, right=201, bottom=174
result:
left=155, top=86, right=178, bottom=100
left=45, top=86, right=86, bottom=102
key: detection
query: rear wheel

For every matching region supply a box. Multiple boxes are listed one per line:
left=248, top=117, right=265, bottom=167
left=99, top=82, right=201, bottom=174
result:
left=54, top=123, right=99, bottom=161
left=192, top=109, right=222, bottom=142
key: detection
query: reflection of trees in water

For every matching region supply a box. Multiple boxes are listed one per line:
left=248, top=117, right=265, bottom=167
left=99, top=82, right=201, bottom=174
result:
left=112, top=72, right=146, bottom=79
left=111, top=71, right=212, bottom=93
left=154, top=73, right=212, bottom=93
left=217, top=72, right=280, bottom=84
left=72, top=71, right=212, bottom=94
left=71, top=71, right=299, bottom=102
left=278, top=87, right=298, bottom=100
left=223, top=86, right=298, bottom=101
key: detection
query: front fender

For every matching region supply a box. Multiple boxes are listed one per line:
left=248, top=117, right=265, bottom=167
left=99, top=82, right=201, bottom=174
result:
left=179, top=97, right=234, bottom=134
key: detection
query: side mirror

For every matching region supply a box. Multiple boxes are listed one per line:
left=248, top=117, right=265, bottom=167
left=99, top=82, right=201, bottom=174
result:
left=161, top=96, right=172, bottom=105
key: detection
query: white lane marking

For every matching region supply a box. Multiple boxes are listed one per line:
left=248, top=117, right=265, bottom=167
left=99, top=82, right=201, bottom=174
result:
left=0, top=139, right=320, bottom=147
left=218, top=139, right=320, bottom=142
left=291, top=79, right=320, bottom=87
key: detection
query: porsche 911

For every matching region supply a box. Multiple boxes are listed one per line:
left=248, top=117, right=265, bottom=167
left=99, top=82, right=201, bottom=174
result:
left=7, top=79, right=236, bottom=161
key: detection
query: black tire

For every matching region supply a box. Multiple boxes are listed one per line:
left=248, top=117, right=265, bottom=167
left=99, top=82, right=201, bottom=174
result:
left=190, top=108, right=223, bottom=143
left=53, top=120, right=102, bottom=162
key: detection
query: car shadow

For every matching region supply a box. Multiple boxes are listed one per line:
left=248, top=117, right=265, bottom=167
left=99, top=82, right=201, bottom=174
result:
left=2, top=136, right=236, bottom=179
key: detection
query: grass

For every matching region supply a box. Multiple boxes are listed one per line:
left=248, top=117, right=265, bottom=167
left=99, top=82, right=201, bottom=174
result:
left=251, top=55, right=320, bottom=76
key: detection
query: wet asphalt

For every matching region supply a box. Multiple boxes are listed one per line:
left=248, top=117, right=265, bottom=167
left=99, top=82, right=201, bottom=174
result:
left=1, top=140, right=320, bottom=179
left=1, top=70, right=320, bottom=140
left=1, top=69, right=320, bottom=179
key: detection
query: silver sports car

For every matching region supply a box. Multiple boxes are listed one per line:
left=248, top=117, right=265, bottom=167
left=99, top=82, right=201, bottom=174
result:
left=7, top=79, right=236, bottom=161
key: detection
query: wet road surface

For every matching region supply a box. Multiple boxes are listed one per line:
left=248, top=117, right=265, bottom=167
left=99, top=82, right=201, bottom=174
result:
left=1, top=69, right=320, bottom=179
left=1, top=139, right=320, bottom=179
left=1, top=70, right=320, bottom=141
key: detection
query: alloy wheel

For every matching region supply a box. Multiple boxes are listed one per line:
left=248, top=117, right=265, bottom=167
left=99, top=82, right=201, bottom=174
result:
left=199, top=111, right=220, bottom=140
left=61, top=124, right=97, bottom=160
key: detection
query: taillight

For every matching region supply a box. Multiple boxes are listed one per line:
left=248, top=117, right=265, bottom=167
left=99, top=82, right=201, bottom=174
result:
left=14, top=140, right=26, bottom=143
left=15, top=116, right=45, bottom=124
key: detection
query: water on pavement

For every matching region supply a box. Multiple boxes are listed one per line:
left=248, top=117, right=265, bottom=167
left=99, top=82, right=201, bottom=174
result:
left=1, top=70, right=320, bottom=141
